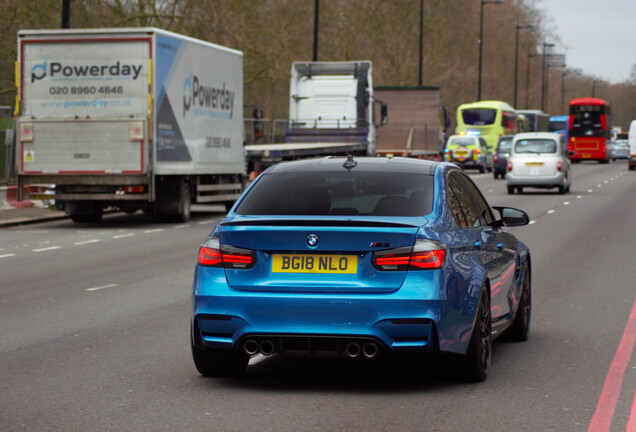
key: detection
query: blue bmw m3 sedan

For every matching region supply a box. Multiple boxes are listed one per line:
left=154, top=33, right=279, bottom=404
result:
left=191, top=156, right=532, bottom=382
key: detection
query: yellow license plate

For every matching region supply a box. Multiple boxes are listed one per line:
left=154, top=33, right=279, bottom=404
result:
left=29, top=194, right=51, bottom=200
left=525, top=162, right=544, bottom=167
left=272, top=254, right=358, bottom=274
left=582, top=154, right=592, bottom=158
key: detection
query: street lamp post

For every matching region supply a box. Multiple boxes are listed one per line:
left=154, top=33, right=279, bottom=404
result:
left=541, top=41, right=555, bottom=111
left=592, top=79, right=602, bottom=97
left=312, top=0, right=319, bottom=61
left=477, top=0, right=504, bottom=101
left=561, top=70, right=581, bottom=113
left=546, top=62, right=565, bottom=113
left=514, top=21, right=534, bottom=108
left=525, top=52, right=540, bottom=109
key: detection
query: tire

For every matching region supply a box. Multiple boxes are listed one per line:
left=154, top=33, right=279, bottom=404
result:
left=192, top=346, right=250, bottom=377
left=506, top=264, right=531, bottom=342
left=191, top=324, right=249, bottom=377
left=507, top=185, right=515, bottom=195
left=461, top=287, right=492, bottom=382
left=517, top=187, right=524, bottom=194
left=176, top=183, right=192, bottom=223
left=558, top=185, right=565, bottom=194
left=70, top=206, right=103, bottom=223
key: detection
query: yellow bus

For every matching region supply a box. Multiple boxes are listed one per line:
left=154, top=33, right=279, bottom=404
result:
left=455, top=100, right=518, bottom=152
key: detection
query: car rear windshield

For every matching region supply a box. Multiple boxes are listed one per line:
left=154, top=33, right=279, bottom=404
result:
left=235, top=171, right=435, bottom=216
left=497, top=138, right=512, bottom=151
left=448, top=138, right=477, bottom=147
left=462, top=108, right=496, bottom=125
left=515, top=139, right=557, bottom=154
left=549, top=121, right=567, bottom=131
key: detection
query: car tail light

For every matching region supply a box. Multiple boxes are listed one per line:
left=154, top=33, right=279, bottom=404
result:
left=507, top=160, right=513, bottom=171
left=372, top=239, right=445, bottom=271
left=198, top=236, right=256, bottom=269
left=557, top=161, right=563, bottom=171
left=494, top=154, right=499, bottom=163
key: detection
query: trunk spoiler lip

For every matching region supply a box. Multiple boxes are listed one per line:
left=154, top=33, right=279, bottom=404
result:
left=219, top=217, right=425, bottom=228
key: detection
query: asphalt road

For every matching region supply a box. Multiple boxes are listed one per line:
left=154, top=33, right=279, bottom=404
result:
left=1, top=162, right=635, bottom=432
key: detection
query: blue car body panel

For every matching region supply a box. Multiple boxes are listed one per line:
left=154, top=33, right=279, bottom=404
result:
left=192, top=159, right=530, bottom=358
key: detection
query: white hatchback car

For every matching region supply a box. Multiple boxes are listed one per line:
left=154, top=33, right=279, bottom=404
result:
left=506, top=132, right=572, bottom=194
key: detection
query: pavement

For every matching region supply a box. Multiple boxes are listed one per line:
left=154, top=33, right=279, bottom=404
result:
left=0, top=185, right=68, bottom=228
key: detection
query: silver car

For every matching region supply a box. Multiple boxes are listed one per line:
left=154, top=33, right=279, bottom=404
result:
left=506, top=132, right=572, bottom=194
left=610, top=139, right=629, bottom=161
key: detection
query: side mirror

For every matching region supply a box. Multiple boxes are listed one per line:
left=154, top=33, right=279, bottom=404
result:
left=375, top=100, right=388, bottom=127
left=491, top=206, right=530, bottom=227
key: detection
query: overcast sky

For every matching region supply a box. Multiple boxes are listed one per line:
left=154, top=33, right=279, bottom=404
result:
left=538, top=0, right=636, bottom=83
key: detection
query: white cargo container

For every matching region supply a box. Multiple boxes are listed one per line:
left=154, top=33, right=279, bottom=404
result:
left=15, top=28, right=244, bottom=222
left=244, top=61, right=387, bottom=172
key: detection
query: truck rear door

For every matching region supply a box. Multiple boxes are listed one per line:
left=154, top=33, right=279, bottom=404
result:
left=17, top=34, right=151, bottom=175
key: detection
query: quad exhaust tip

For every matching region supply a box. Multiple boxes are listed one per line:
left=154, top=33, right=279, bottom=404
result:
left=243, top=339, right=259, bottom=356
left=243, top=339, right=276, bottom=356
left=244, top=338, right=379, bottom=358
left=259, top=340, right=276, bottom=356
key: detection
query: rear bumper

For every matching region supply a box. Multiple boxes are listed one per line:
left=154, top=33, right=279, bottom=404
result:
left=506, top=171, right=567, bottom=188
left=192, top=267, right=478, bottom=356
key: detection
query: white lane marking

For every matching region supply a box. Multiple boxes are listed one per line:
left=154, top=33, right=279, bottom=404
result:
left=588, top=189, right=594, bottom=193
left=74, top=239, right=100, bottom=245
left=198, top=220, right=217, bottom=226
left=144, top=229, right=164, bottom=234
left=86, top=283, right=120, bottom=292
left=597, top=184, right=602, bottom=188
left=173, top=225, right=188, bottom=229
left=0, top=253, right=16, bottom=259
left=547, top=209, right=556, bottom=214
left=577, top=195, right=583, bottom=199
left=113, top=233, right=135, bottom=239
left=529, top=220, right=537, bottom=225
left=32, top=246, right=61, bottom=252
left=604, top=180, right=609, bottom=184
left=563, top=201, right=570, bottom=206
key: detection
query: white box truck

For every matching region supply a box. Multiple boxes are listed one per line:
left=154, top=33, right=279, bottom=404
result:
left=15, top=28, right=244, bottom=222
left=244, top=61, right=387, bottom=173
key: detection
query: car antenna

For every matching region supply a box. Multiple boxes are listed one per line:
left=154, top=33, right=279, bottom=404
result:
left=343, top=154, right=357, bottom=170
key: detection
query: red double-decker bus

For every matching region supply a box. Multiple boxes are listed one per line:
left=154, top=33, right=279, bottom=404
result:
left=568, top=97, right=611, bottom=163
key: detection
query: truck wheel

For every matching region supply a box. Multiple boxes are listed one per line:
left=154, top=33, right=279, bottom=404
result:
left=70, top=205, right=103, bottom=223
left=176, top=183, right=191, bottom=223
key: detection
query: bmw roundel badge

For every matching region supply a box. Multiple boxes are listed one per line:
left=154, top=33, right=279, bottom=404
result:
left=306, top=234, right=319, bottom=248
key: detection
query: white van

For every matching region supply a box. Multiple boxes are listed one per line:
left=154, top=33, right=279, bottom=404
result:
left=629, top=120, right=636, bottom=171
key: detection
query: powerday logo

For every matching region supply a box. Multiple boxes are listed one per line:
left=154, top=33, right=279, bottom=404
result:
left=30, top=61, right=143, bottom=83
left=30, top=62, right=47, bottom=83
left=182, top=73, right=235, bottom=119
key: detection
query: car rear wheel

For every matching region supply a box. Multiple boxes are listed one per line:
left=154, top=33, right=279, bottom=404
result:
left=192, top=346, right=250, bottom=377
left=461, top=287, right=492, bottom=382
left=506, top=264, right=531, bottom=342
left=191, top=324, right=249, bottom=377
left=507, top=185, right=515, bottom=194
